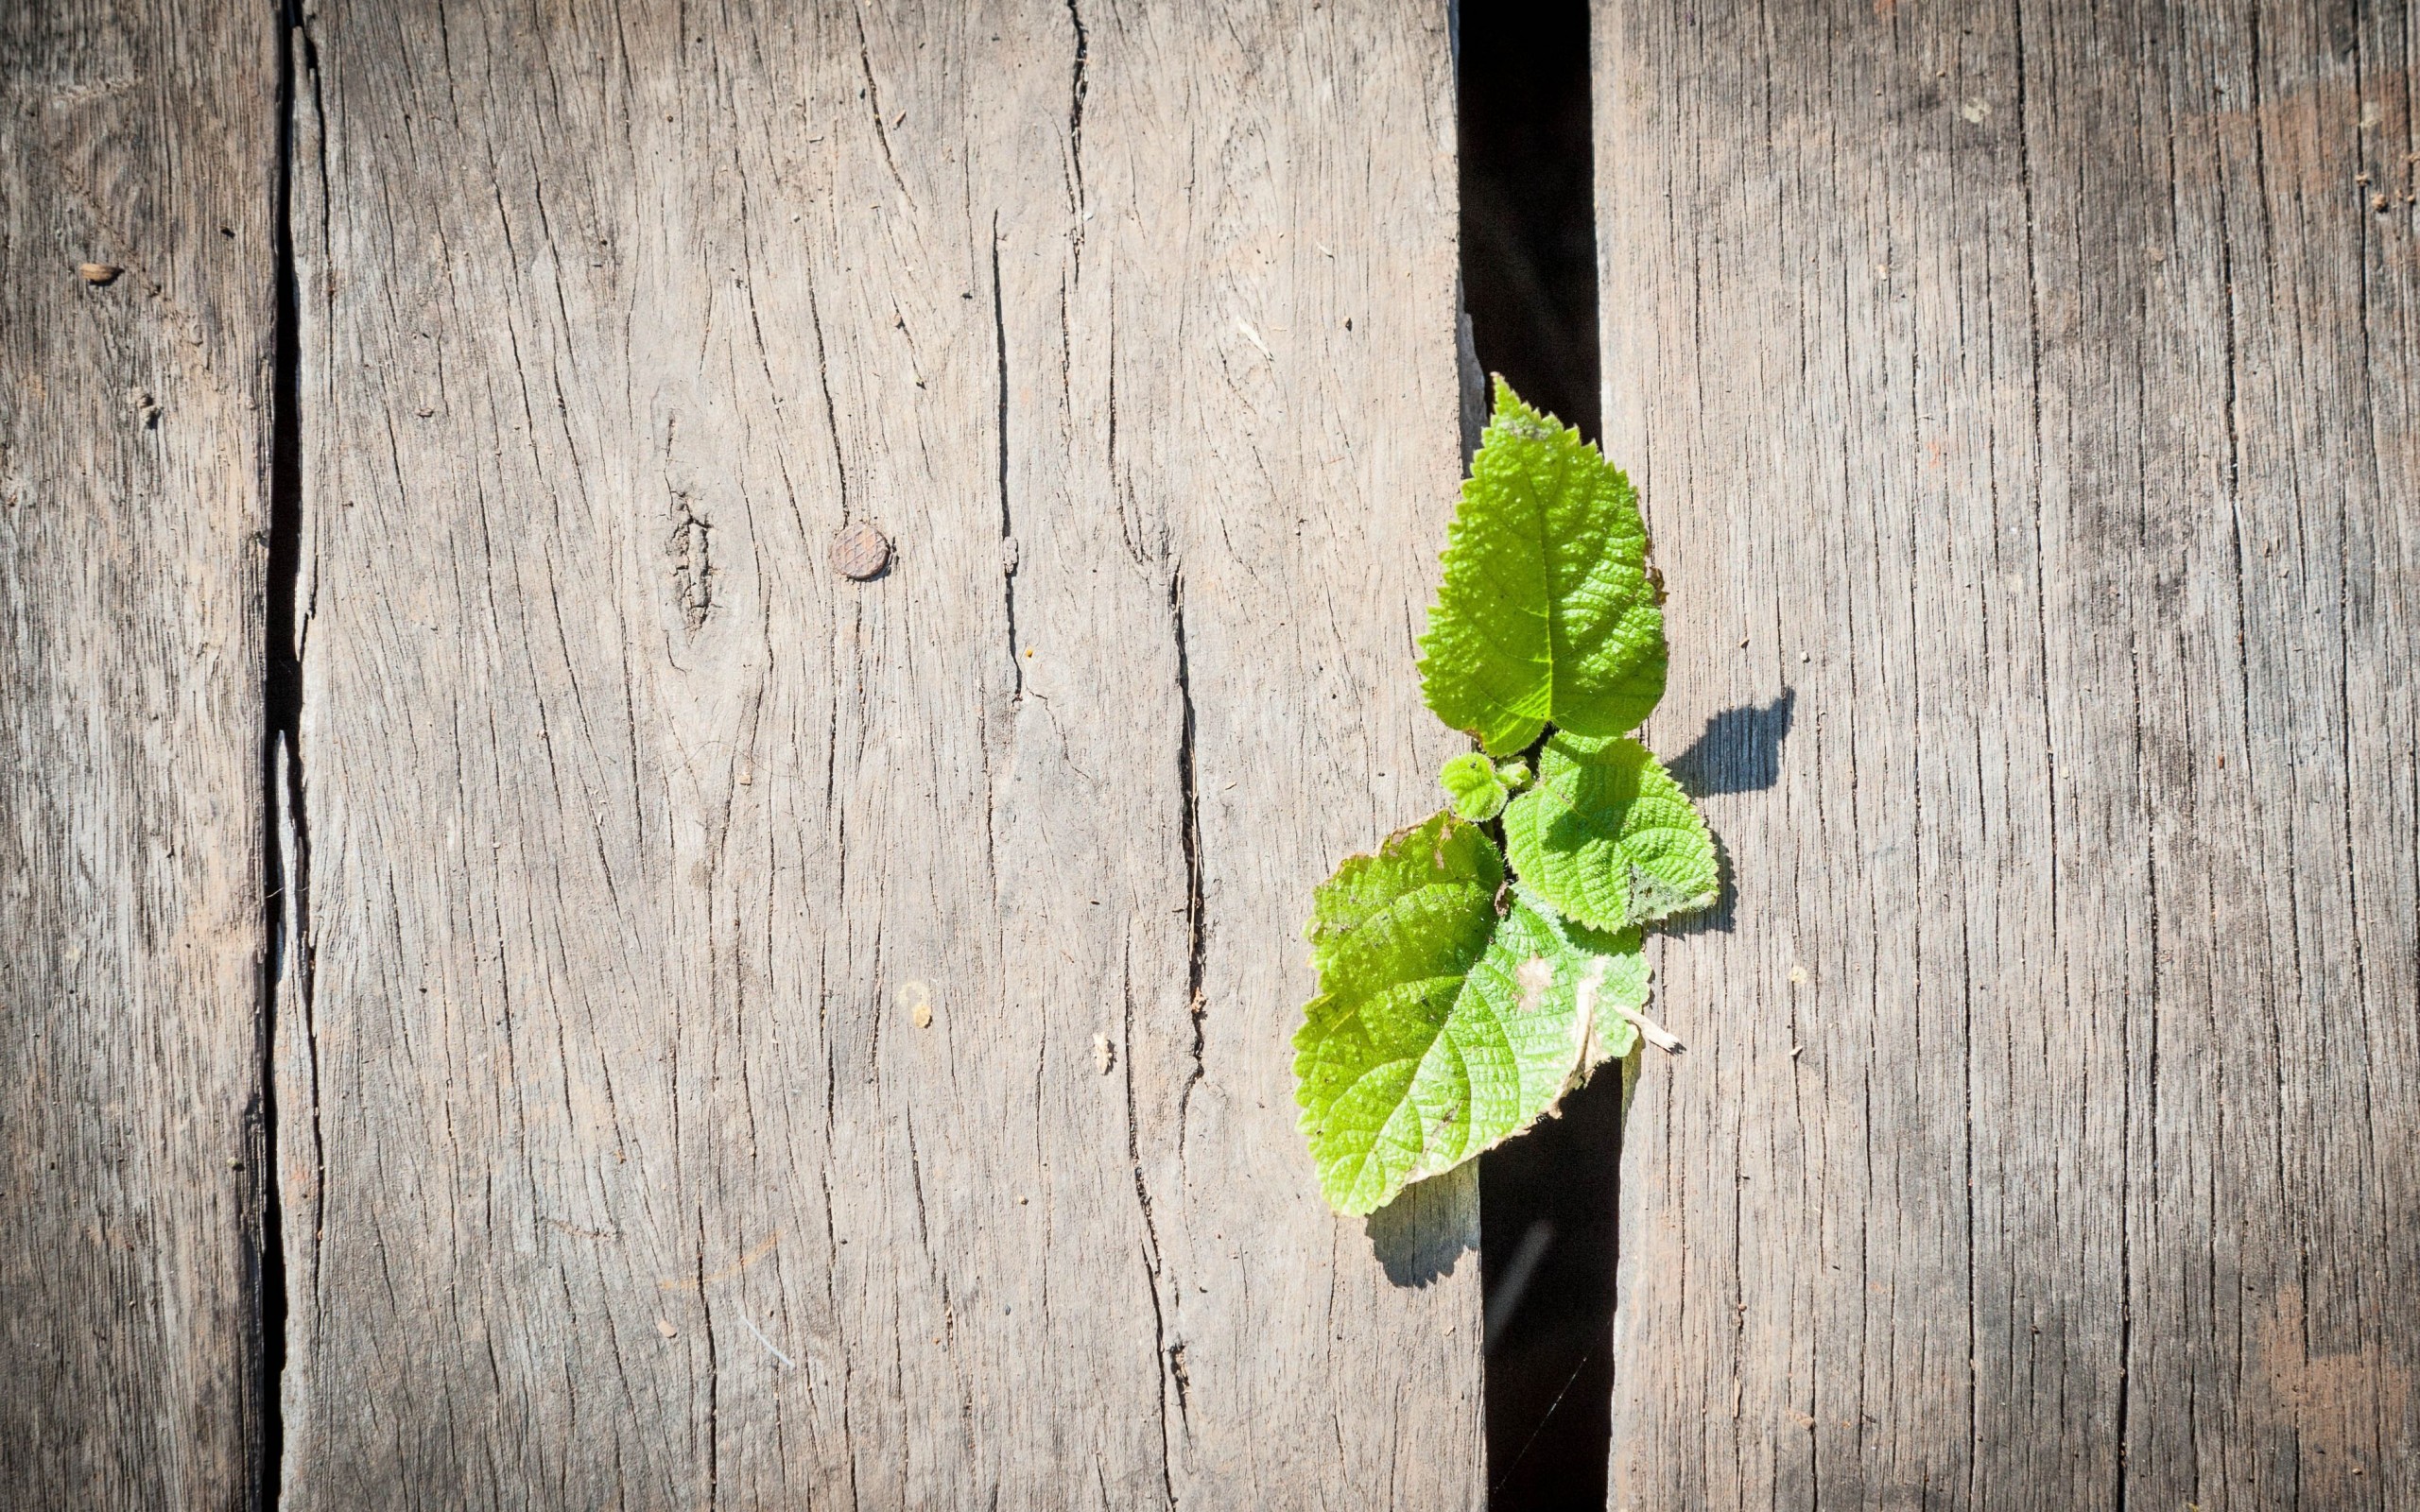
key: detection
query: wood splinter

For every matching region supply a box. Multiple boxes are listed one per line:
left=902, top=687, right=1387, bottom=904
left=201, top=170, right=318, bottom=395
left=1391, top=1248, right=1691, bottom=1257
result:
left=1616, top=1003, right=1685, bottom=1055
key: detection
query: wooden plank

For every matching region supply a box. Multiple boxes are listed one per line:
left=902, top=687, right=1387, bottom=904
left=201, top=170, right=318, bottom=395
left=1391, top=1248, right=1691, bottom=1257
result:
left=1593, top=0, right=2420, bottom=1505
left=282, top=0, right=1477, bottom=1503
left=0, top=1, right=276, bottom=1504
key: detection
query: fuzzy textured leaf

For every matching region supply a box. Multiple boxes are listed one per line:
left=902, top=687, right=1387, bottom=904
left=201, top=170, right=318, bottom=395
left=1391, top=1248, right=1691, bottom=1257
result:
left=1438, top=752, right=1510, bottom=822
left=1302, top=810, right=1503, bottom=978
left=1502, top=732, right=1720, bottom=932
left=1415, top=379, right=1668, bottom=754
left=1293, top=815, right=1649, bottom=1215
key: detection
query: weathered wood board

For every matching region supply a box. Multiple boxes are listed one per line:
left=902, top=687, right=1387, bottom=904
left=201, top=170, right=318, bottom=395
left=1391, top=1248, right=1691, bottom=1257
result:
left=281, top=0, right=1478, bottom=1504
left=1596, top=0, right=2420, bottom=1505
left=0, top=0, right=276, bottom=1504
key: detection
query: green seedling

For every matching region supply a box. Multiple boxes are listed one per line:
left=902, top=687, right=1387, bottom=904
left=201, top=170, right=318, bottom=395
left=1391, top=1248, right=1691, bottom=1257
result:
left=1292, top=379, right=1716, bottom=1216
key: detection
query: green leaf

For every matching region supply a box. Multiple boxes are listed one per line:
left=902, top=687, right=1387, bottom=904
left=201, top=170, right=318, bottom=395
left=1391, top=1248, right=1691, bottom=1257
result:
left=1415, top=378, right=1668, bottom=754
left=1302, top=810, right=1503, bottom=978
left=1502, top=732, right=1720, bottom=932
left=1439, top=752, right=1510, bottom=822
left=1293, top=815, right=1649, bottom=1216
left=1538, top=892, right=1651, bottom=1074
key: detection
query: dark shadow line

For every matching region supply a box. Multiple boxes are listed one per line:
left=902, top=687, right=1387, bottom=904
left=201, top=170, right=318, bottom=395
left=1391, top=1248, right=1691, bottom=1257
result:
left=256, top=4, right=316, bottom=1505
left=1489, top=1345, right=1599, bottom=1496
left=1461, top=0, right=1617, bottom=1503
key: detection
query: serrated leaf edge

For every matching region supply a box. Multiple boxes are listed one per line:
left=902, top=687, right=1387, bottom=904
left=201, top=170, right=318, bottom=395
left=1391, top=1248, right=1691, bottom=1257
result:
left=1294, top=878, right=1648, bottom=1215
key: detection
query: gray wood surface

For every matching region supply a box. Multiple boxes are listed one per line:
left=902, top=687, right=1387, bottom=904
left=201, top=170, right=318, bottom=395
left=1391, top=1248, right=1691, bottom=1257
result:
left=0, top=1, right=276, bottom=1504
left=1595, top=0, right=2420, bottom=1505
left=281, top=0, right=1479, bottom=1504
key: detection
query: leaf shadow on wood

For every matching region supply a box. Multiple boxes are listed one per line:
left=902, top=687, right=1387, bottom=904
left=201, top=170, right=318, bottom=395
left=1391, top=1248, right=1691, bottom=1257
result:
left=1665, top=687, right=1794, bottom=796
left=1659, top=689, right=1793, bottom=938
left=1364, top=1160, right=1480, bottom=1288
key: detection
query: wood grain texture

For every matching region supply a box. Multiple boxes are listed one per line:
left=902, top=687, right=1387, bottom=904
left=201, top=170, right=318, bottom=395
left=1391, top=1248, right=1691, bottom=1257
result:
left=281, top=0, right=1478, bottom=1504
left=0, top=1, right=276, bottom=1504
left=1594, top=0, right=2420, bottom=1505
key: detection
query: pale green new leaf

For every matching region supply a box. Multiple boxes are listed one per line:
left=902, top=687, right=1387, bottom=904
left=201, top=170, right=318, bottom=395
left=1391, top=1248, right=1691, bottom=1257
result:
left=1293, top=815, right=1651, bottom=1216
left=1502, top=732, right=1719, bottom=932
left=1416, top=378, right=1668, bottom=754
left=1439, top=752, right=1510, bottom=822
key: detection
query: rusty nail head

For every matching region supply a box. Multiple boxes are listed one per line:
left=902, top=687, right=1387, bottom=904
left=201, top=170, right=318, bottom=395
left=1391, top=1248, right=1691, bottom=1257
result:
left=832, top=521, right=890, bottom=580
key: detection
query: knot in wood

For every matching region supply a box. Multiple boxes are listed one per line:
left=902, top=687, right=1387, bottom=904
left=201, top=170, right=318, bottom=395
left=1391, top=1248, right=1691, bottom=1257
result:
left=831, top=521, right=891, bottom=580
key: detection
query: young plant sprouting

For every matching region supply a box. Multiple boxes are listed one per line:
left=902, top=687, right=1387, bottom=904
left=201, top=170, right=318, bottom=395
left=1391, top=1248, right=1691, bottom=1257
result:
left=1436, top=752, right=1529, bottom=823
left=1291, top=379, right=1717, bottom=1216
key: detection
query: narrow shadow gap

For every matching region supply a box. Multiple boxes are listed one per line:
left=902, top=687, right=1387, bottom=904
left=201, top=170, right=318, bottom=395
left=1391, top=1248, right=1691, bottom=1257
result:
left=1458, top=0, right=1600, bottom=445
left=1458, top=4, right=1617, bottom=1507
left=258, top=2, right=311, bottom=1505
